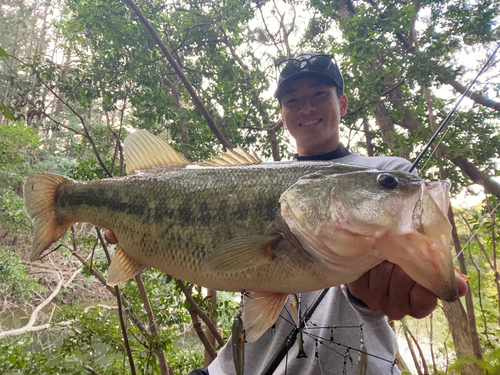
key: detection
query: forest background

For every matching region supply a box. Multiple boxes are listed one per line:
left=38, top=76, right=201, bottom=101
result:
left=1, top=0, right=500, bottom=374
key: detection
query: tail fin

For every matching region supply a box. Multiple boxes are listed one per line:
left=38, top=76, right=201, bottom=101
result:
left=24, top=173, right=75, bottom=261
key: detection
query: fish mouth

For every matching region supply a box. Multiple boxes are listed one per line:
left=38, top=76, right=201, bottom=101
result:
left=298, top=118, right=323, bottom=127
left=375, top=181, right=459, bottom=302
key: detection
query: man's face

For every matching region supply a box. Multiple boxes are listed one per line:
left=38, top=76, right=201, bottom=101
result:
left=280, top=77, right=348, bottom=156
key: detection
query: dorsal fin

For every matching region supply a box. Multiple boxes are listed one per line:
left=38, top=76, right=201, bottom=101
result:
left=124, top=130, right=189, bottom=174
left=197, top=145, right=262, bottom=167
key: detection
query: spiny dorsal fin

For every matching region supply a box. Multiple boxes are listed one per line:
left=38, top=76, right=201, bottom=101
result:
left=197, top=145, right=262, bottom=167
left=124, top=129, right=189, bottom=174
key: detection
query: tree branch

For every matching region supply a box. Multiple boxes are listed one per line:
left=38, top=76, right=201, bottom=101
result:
left=175, top=279, right=225, bottom=347
left=11, top=54, right=110, bottom=175
left=255, top=0, right=284, bottom=56
left=135, top=275, right=174, bottom=375
left=83, top=366, right=103, bottom=375
left=91, top=228, right=136, bottom=374
left=447, top=80, right=500, bottom=112
left=33, top=70, right=112, bottom=177
left=122, top=0, right=232, bottom=150
left=0, top=274, right=65, bottom=339
left=449, top=155, right=500, bottom=200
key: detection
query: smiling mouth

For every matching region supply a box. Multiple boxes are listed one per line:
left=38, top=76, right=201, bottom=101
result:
left=298, top=119, right=322, bottom=127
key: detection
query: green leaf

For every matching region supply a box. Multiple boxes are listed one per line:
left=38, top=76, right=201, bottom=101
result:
left=0, top=103, right=14, bottom=120
left=0, top=47, right=8, bottom=58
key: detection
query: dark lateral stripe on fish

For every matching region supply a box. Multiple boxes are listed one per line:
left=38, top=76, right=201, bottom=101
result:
left=56, top=180, right=280, bottom=227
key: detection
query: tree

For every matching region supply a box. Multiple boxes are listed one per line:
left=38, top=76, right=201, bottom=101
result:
left=1, top=0, right=500, bottom=373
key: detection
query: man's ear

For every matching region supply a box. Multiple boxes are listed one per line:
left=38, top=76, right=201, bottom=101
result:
left=340, top=94, right=348, bottom=116
left=282, top=117, right=288, bottom=130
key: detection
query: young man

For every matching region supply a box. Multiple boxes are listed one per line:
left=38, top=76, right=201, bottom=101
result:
left=107, top=53, right=467, bottom=374
left=203, top=53, right=466, bottom=374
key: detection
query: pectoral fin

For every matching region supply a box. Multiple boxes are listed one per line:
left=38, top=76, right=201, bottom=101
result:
left=107, top=246, right=148, bottom=286
left=242, top=292, right=288, bottom=343
left=203, top=235, right=281, bottom=272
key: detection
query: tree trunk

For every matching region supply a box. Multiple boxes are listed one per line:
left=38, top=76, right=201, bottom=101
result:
left=448, top=206, right=483, bottom=360
left=402, top=320, right=424, bottom=375
left=373, top=100, right=409, bottom=159
left=204, top=289, right=218, bottom=367
left=441, top=301, right=480, bottom=375
left=269, top=129, right=281, bottom=161
left=425, top=86, right=483, bottom=361
left=363, top=118, right=374, bottom=156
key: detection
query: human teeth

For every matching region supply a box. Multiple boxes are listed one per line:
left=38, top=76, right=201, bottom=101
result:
left=300, top=119, right=321, bottom=126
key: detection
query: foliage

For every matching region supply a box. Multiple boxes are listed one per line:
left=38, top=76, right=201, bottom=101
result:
left=0, top=122, right=39, bottom=232
left=0, top=248, right=42, bottom=303
left=448, top=348, right=500, bottom=374
left=0, top=0, right=500, bottom=373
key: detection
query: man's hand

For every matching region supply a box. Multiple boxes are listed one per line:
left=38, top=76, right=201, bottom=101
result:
left=104, top=228, right=467, bottom=321
left=347, top=261, right=469, bottom=320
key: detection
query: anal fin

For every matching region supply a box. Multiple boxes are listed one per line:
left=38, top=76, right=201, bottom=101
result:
left=107, top=246, right=147, bottom=286
left=241, top=292, right=288, bottom=342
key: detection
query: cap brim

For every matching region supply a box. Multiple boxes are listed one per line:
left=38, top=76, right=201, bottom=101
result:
left=274, top=72, right=337, bottom=99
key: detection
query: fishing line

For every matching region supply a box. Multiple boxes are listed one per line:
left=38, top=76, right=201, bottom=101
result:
left=315, top=340, right=326, bottom=375
left=306, top=325, right=362, bottom=330
left=409, top=43, right=500, bottom=173
left=419, top=126, right=452, bottom=172
left=302, top=330, right=396, bottom=365
left=258, top=42, right=500, bottom=375
left=454, top=200, right=500, bottom=262
left=277, top=314, right=297, bottom=328
left=261, top=289, right=329, bottom=375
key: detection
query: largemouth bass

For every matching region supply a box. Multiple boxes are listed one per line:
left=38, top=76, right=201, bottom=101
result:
left=24, top=130, right=458, bottom=341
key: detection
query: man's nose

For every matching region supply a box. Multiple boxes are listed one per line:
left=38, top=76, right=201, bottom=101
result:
left=298, top=99, right=316, bottom=115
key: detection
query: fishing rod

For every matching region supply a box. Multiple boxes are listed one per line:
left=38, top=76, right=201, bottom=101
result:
left=258, top=44, right=500, bottom=375
left=409, top=43, right=500, bottom=174
left=261, top=289, right=329, bottom=375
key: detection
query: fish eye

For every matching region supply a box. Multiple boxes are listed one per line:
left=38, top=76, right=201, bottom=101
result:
left=377, top=173, right=398, bottom=189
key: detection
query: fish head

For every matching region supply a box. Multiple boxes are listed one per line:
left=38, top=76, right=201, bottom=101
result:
left=280, top=170, right=459, bottom=302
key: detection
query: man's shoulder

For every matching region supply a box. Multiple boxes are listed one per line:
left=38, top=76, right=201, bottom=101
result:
left=337, top=153, right=413, bottom=173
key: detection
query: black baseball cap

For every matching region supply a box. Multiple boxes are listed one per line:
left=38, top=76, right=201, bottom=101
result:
left=274, top=53, right=344, bottom=99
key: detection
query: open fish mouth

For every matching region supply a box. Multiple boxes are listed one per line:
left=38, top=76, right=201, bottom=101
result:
left=369, top=179, right=458, bottom=302
left=280, top=172, right=459, bottom=302
left=383, top=180, right=458, bottom=302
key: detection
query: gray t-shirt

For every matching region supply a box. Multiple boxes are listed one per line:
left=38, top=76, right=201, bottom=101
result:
left=208, top=153, right=413, bottom=375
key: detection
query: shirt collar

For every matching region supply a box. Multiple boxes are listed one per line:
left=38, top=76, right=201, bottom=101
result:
left=295, top=144, right=351, bottom=161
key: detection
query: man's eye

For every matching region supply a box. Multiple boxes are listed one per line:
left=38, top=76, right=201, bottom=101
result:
left=314, top=91, right=326, bottom=96
left=285, top=98, right=296, bottom=104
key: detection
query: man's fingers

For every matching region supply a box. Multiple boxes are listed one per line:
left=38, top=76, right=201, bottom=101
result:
left=367, top=261, right=394, bottom=311
left=408, top=283, right=438, bottom=319
left=104, top=229, right=118, bottom=244
left=385, top=265, right=415, bottom=320
left=455, top=271, right=469, bottom=297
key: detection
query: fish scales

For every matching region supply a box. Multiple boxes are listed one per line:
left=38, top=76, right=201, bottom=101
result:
left=53, top=162, right=367, bottom=293
left=24, top=129, right=459, bottom=342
